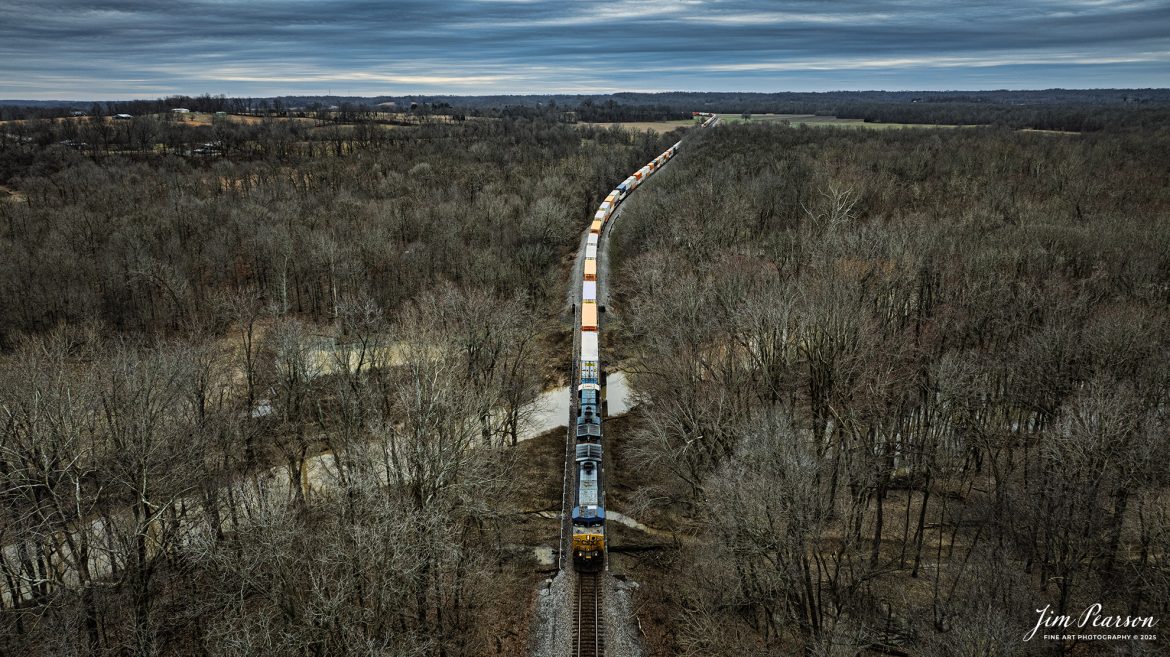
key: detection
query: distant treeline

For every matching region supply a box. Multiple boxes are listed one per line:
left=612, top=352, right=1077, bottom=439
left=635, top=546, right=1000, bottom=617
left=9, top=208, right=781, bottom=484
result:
left=4, top=89, right=1170, bottom=131
left=0, top=94, right=434, bottom=122
left=0, top=110, right=461, bottom=184
left=495, top=90, right=1170, bottom=131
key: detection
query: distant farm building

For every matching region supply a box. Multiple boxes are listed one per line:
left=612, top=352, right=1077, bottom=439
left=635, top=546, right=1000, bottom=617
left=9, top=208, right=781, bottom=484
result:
left=114, top=113, right=133, bottom=120
left=171, top=108, right=190, bottom=113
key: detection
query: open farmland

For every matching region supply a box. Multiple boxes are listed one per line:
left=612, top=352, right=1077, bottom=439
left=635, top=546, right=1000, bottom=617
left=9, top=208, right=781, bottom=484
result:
left=721, top=112, right=976, bottom=128
left=580, top=118, right=697, bottom=133
left=591, top=113, right=976, bottom=131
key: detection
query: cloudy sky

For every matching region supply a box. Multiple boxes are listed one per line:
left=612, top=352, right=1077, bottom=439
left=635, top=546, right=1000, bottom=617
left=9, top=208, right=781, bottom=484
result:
left=1, top=0, right=1168, bottom=99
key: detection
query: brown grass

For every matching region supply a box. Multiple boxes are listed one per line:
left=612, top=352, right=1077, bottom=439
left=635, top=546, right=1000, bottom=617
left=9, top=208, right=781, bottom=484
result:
left=725, top=113, right=974, bottom=129
left=1020, top=128, right=1080, bottom=136
left=0, top=184, right=25, bottom=204
left=580, top=119, right=697, bottom=134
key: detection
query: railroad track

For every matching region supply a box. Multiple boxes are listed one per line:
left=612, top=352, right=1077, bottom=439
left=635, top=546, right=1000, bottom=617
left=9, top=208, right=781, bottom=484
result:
left=573, top=573, right=604, bottom=657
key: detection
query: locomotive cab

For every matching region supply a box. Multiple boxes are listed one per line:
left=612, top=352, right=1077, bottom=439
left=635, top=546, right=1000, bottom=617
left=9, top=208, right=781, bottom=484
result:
left=573, top=446, right=605, bottom=571
left=571, top=503, right=606, bottom=572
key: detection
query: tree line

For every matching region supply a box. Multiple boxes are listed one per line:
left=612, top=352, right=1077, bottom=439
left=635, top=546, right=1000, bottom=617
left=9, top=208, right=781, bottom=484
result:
left=9, top=90, right=1169, bottom=131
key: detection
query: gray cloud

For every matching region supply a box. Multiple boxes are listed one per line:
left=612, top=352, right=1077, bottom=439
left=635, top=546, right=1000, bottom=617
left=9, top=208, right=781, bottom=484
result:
left=1, top=0, right=1168, bottom=98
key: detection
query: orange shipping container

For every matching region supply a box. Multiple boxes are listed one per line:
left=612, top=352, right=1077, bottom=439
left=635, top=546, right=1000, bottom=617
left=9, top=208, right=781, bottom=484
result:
left=584, top=259, right=597, bottom=281
left=581, top=301, right=598, bottom=331
left=590, top=220, right=603, bottom=235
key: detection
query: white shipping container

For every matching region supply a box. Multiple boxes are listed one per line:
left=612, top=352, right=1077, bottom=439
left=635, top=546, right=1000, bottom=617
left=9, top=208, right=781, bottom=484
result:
left=580, top=331, right=599, bottom=362
left=585, top=244, right=597, bottom=259
left=587, top=233, right=598, bottom=247
left=582, top=281, right=597, bottom=301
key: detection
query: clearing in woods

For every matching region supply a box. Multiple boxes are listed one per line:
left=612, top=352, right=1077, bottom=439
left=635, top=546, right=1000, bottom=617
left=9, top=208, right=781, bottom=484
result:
left=580, top=119, right=697, bottom=133
left=0, top=185, right=24, bottom=203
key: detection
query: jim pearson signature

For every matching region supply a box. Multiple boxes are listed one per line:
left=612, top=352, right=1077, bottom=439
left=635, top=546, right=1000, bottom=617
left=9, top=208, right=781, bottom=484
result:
left=1024, top=603, right=1159, bottom=642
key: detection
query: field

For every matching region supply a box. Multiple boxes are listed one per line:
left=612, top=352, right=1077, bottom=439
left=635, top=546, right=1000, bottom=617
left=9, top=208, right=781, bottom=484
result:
left=580, top=119, right=697, bottom=133
left=585, top=113, right=974, bottom=132
left=723, top=112, right=974, bottom=128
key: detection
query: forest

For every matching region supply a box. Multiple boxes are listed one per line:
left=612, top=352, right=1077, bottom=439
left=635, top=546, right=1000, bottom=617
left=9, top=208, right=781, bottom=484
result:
left=606, top=122, right=1170, bottom=656
left=2, top=97, right=1169, bottom=657
left=0, top=113, right=679, bottom=655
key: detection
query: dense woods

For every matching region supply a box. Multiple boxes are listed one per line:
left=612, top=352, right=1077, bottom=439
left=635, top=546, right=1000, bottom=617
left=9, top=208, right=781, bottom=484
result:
left=609, top=123, right=1170, bottom=655
left=0, top=115, right=678, bottom=655
left=3, top=94, right=1170, bottom=656
left=0, top=117, right=672, bottom=344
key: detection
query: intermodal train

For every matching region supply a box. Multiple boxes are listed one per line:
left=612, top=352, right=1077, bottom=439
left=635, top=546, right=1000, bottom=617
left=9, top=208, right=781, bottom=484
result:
left=571, top=114, right=717, bottom=571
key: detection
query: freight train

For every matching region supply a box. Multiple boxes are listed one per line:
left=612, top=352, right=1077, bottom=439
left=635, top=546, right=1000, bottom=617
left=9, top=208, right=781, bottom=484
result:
left=571, top=116, right=716, bottom=571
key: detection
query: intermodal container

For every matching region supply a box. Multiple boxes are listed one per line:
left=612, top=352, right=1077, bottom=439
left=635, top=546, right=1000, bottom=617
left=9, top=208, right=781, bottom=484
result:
left=581, top=301, right=598, bottom=331
left=581, top=331, right=599, bottom=361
